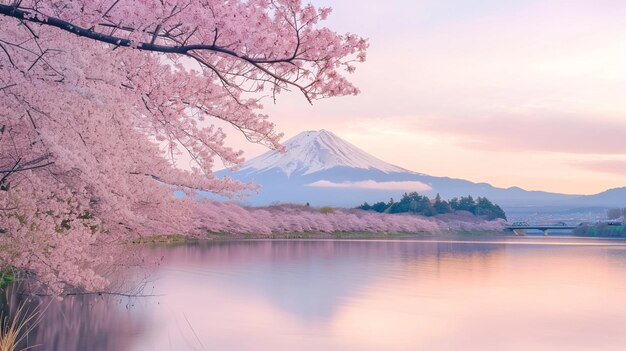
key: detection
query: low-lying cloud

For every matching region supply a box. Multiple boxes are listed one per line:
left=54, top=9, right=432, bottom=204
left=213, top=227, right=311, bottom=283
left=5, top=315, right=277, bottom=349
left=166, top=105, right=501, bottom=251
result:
left=307, top=180, right=432, bottom=191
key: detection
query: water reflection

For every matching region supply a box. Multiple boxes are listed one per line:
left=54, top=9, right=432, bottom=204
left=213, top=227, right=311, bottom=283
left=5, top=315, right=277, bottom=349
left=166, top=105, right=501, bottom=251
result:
left=149, top=241, right=506, bottom=323
left=4, top=288, right=148, bottom=351
left=12, top=238, right=626, bottom=350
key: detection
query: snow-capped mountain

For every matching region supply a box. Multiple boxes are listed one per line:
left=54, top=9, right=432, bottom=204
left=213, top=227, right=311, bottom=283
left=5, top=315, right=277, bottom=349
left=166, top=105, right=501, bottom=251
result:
left=215, top=130, right=623, bottom=210
left=238, top=130, right=409, bottom=177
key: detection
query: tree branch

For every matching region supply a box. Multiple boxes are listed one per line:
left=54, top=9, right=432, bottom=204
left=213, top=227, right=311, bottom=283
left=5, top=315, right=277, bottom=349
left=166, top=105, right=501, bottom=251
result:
left=0, top=4, right=299, bottom=64
left=0, top=4, right=313, bottom=101
left=0, top=161, right=54, bottom=174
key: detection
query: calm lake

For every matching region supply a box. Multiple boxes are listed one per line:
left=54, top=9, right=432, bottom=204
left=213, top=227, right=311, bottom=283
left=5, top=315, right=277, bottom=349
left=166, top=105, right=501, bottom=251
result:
left=16, top=237, right=626, bottom=350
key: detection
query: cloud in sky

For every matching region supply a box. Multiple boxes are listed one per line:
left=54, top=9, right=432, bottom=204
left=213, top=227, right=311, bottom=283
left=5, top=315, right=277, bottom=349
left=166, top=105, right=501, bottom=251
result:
left=307, top=180, right=432, bottom=192
left=571, top=160, right=626, bottom=176
left=415, top=114, right=626, bottom=154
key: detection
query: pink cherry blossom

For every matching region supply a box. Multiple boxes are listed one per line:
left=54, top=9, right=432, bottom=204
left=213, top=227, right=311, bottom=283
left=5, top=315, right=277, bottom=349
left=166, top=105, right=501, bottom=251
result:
left=0, top=0, right=368, bottom=292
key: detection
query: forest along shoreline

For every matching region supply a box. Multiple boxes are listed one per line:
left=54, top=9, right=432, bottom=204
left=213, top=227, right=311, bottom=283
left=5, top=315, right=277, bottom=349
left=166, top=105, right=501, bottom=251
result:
left=131, top=195, right=509, bottom=244
left=132, top=194, right=513, bottom=243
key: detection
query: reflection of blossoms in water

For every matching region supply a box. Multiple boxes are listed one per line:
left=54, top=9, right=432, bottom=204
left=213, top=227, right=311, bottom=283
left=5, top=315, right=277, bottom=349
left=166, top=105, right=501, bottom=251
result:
left=6, top=239, right=624, bottom=351
left=3, top=240, right=507, bottom=351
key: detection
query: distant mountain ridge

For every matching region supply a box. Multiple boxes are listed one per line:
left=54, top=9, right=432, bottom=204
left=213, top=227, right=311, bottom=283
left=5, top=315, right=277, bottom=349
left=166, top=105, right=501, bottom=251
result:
left=215, top=130, right=625, bottom=209
left=573, top=187, right=626, bottom=207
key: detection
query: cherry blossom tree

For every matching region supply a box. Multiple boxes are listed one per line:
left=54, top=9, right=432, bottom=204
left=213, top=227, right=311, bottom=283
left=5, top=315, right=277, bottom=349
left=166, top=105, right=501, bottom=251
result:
left=0, top=0, right=367, bottom=292
left=193, top=202, right=505, bottom=236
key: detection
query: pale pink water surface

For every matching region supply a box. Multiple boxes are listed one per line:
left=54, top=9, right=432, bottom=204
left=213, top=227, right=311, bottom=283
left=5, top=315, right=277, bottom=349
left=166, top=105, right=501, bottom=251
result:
left=18, top=237, right=626, bottom=350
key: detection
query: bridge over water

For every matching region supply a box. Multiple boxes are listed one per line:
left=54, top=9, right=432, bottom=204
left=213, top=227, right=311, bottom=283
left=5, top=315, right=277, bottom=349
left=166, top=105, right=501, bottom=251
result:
left=504, top=224, right=578, bottom=236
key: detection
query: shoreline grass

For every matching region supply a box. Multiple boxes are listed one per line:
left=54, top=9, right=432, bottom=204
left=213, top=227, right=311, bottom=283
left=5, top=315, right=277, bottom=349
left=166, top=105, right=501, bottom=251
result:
left=0, top=303, right=41, bottom=351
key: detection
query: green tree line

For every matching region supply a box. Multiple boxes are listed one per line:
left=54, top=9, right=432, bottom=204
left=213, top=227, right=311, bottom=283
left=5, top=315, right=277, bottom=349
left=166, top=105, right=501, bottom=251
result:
left=357, top=193, right=507, bottom=220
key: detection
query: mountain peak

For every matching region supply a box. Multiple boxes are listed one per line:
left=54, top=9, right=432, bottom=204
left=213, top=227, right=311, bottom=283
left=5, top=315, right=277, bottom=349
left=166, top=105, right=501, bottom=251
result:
left=290, top=129, right=336, bottom=141
left=239, top=129, right=410, bottom=176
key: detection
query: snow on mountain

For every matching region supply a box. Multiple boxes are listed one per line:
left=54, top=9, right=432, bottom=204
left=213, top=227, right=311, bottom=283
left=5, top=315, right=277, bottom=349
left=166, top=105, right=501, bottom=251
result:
left=239, top=129, right=410, bottom=176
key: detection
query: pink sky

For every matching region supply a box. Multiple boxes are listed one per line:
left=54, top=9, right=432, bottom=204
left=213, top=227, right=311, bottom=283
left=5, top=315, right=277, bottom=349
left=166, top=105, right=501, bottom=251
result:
left=224, top=0, right=626, bottom=195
